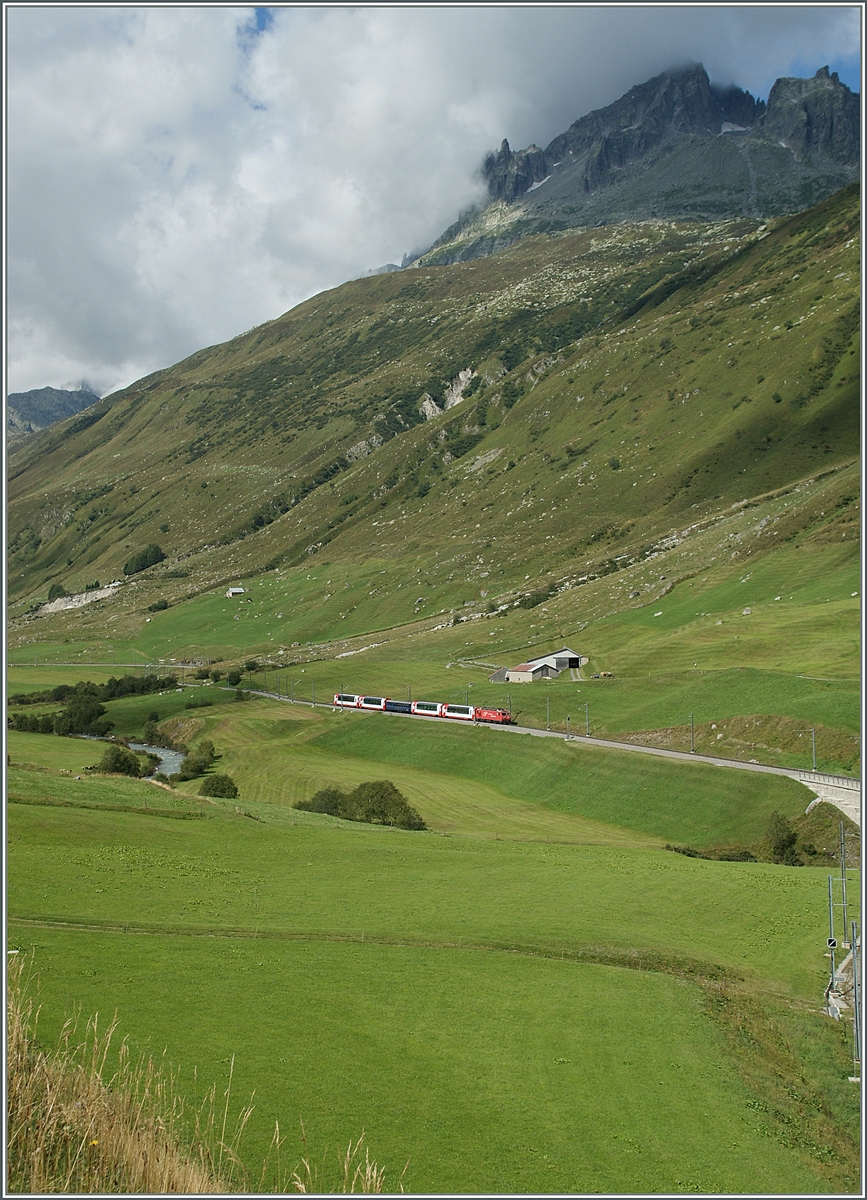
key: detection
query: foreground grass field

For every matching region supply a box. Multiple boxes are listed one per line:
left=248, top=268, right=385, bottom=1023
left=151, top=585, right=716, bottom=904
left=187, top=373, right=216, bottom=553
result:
left=10, top=926, right=854, bottom=1196
left=6, top=677, right=860, bottom=1192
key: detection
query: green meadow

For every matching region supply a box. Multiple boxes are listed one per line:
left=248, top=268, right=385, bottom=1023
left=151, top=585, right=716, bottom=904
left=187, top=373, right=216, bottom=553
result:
left=11, top=926, right=850, bottom=1197
left=6, top=688, right=861, bottom=1193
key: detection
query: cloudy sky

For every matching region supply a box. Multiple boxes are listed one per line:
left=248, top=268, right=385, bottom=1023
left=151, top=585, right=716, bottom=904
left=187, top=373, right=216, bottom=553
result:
left=5, top=3, right=861, bottom=397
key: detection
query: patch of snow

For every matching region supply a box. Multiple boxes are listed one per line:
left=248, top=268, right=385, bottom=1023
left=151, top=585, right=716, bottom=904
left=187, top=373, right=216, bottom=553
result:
left=527, top=175, right=552, bottom=192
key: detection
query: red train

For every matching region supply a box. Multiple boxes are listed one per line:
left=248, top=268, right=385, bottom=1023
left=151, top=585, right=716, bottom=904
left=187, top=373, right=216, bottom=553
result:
left=332, top=693, right=512, bottom=724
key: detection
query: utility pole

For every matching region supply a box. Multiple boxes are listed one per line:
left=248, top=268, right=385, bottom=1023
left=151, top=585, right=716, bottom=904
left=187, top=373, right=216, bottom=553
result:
left=546, top=695, right=550, bottom=731
left=851, top=920, right=861, bottom=1080
left=690, top=713, right=695, bottom=753
left=566, top=714, right=570, bottom=740
left=828, top=875, right=837, bottom=992
left=508, top=693, right=511, bottom=717
left=811, top=728, right=817, bottom=772
left=841, top=822, right=849, bottom=942
left=312, top=680, right=315, bottom=707
left=585, top=701, right=590, bottom=737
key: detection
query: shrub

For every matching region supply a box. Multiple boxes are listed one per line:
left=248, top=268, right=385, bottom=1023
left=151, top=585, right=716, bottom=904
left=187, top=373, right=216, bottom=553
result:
left=123, top=544, right=166, bottom=576
left=47, top=583, right=69, bottom=602
left=766, top=811, right=801, bottom=865
left=177, top=741, right=216, bottom=780
left=295, top=787, right=346, bottom=816
left=226, top=670, right=242, bottom=687
left=210, top=669, right=223, bottom=682
left=295, top=780, right=426, bottom=830
left=199, top=774, right=239, bottom=799
left=244, top=660, right=259, bottom=674
left=184, top=698, right=214, bottom=710
left=194, top=668, right=211, bottom=680
left=96, top=744, right=142, bottom=777
left=147, top=599, right=168, bottom=612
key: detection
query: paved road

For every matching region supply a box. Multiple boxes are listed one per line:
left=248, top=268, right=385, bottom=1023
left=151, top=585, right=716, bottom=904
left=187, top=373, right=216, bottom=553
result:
left=256, top=691, right=862, bottom=826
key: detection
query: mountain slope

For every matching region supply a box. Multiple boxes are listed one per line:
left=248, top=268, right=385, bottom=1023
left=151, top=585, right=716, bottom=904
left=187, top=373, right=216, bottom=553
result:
left=7, top=184, right=859, bottom=669
left=419, top=65, right=859, bottom=266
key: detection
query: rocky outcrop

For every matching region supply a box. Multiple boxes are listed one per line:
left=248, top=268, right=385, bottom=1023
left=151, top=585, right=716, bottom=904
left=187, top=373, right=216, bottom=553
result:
left=483, top=140, right=549, bottom=202
left=758, top=67, right=860, bottom=165
left=345, top=433, right=384, bottom=461
left=443, top=368, right=474, bottom=410
left=419, top=393, right=443, bottom=420
left=484, top=65, right=764, bottom=203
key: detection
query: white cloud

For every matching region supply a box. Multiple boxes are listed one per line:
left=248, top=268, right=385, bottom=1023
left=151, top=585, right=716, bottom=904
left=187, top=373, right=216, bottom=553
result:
left=5, top=4, right=860, bottom=395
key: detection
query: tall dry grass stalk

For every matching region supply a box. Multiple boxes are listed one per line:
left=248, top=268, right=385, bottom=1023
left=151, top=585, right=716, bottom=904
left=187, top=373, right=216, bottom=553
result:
left=285, top=1121, right=402, bottom=1194
left=6, top=954, right=252, bottom=1193
left=7, top=956, right=399, bottom=1194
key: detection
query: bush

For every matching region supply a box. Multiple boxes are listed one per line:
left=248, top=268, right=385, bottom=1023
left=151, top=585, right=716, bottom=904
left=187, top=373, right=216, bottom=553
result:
left=184, top=698, right=213, bottom=710
left=234, top=689, right=250, bottom=702
left=244, top=660, right=259, bottom=674
left=96, top=744, right=142, bottom=777
left=123, top=544, right=166, bottom=576
left=194, top=668, right=211, bottom=680
left=176, top=741, right=216, bottom=780
left=295, top=780, right=426, bottom=830
left=199, top=774, right=238, bottom=799
left=147, top=599, right=168, bottom=612
left=210, top=669, right=223, bottom=682
left=47, top=582, right=69, bottom=602
left=226, top=670, right=242, bottom=687
left=766, top=811, right=801, bottom=865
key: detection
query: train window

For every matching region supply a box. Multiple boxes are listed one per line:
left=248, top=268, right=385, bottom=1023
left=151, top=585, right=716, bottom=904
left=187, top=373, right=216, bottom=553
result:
left=415, top=702, right=438, bottom=711
left=361, top=697, right=383, bottom=705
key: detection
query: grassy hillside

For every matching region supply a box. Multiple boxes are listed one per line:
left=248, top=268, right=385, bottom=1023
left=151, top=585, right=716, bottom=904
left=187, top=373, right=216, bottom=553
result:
left=8, top=188, right=858, bottom=673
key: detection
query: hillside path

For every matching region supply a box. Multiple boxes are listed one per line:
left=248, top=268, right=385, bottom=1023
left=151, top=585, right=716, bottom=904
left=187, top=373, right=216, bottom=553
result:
left=255, top=692, right=862, bottom=826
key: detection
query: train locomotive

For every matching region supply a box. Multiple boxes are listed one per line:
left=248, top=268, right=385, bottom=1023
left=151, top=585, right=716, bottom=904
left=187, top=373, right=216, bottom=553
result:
left=333, top=693, right=512, bottom=724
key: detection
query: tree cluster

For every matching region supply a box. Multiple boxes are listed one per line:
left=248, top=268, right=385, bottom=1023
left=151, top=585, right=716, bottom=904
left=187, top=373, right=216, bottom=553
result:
left=8, top=674, right=179, bottom=740
left=294, top=780, right=426, bottom=830
left=172, top=740, right=216, bottom=782
left=123, top=543, right=166, bottom=576
left=95, top=743, right=160, bottom=777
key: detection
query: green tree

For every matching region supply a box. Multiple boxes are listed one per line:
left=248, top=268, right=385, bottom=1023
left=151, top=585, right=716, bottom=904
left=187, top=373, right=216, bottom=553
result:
left=47, top=582, right=69, bottom=602
left=226, top=669, right=242, bottom=686
left=199, top=774, right=239, bottom=799
left=766, top=811, right=801, bottom=865
left=96, top=744, right=142, bottom=776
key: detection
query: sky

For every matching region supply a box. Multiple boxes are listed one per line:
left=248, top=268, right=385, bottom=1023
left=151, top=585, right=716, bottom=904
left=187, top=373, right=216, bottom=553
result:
left=5, top=3, right=862, bottom=397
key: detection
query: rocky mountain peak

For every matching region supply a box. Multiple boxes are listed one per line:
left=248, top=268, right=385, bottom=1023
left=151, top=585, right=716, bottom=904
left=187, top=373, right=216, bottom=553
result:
left=759, top=66, right=860, bottom=164
left=420, top=62, right=859, bottom=266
